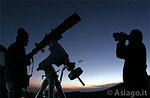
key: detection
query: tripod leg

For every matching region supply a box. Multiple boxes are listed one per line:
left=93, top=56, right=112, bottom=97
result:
left=55, top=77, right=66, bottom=98
left=47, top=73, right=55, bottom=98
left=59, top=67, right=65, bottom=83
left=35, top=79, right=48, bottom=98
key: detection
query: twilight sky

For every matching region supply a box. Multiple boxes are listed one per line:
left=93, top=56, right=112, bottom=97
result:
left=1, top=0, right=150, bottom=92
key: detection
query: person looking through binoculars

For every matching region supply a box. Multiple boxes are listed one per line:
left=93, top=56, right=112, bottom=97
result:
left=113, top=29, right=149, bottom=91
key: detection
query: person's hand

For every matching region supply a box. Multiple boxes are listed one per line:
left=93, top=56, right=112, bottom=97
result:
left=119, top=32, right=127, bottom=42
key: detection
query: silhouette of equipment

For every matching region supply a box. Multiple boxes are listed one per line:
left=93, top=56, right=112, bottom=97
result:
left=36, top=40, right=85, bottom=86
left=27, top=13, right=81, bottom=58
left=35, top=41, right=85, bottom=98
left=28, top=12, right=84, bottom=83
left=29, top=12, right=84, bottom=83
left=113, top=32, right=128, bottom=41
left=30, top=13, right=84, bottom=98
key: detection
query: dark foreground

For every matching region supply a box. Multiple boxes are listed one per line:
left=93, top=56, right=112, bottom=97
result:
left=23, top=82, right=150, bottom=98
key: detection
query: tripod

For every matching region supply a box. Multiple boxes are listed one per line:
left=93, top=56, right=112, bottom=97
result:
left=35, top=65, right=66, bottom=98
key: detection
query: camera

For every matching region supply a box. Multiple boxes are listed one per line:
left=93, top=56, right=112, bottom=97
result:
left=113, top=32, right=128, bottom=41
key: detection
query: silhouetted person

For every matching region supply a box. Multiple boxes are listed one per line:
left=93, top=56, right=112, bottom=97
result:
left=116, top=29, right=149, bottom=91
left=5, top=28, right=31, bottom=98
left=0, top=44, right=7, bottom=98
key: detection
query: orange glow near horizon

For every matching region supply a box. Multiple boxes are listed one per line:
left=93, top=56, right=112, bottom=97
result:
left=30, top=83, right=41, bottom=88
left=29, top=81, right=122, bottom=90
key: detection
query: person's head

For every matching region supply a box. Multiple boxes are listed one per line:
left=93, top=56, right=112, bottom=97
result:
left=128, top=29, right=143, bottom=44
left=16, top=28, right=29, bottom=46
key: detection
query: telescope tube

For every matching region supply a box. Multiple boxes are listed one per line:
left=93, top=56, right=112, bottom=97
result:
left=28, top=13, right=81, bottom=57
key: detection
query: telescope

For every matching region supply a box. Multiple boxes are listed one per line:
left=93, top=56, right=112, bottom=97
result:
left=37, top=40, right=85, bottom=85
left=35, top=40, right=85, bottom=98
left=28, top=12, right=83, bottom=84
left=28, top=13, right=81, bottom=58
left=28, top=13, right=84, bottom=98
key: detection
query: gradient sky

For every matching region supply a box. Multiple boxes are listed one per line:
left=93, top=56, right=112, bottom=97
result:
left=1, top=0, right=150, bottom=92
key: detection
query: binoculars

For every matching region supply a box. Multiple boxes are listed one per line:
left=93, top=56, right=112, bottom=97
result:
left=113, top=32, right=128, bottom=41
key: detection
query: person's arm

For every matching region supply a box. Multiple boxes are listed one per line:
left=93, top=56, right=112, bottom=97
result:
left=25, top=54, right=31, bottom=66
